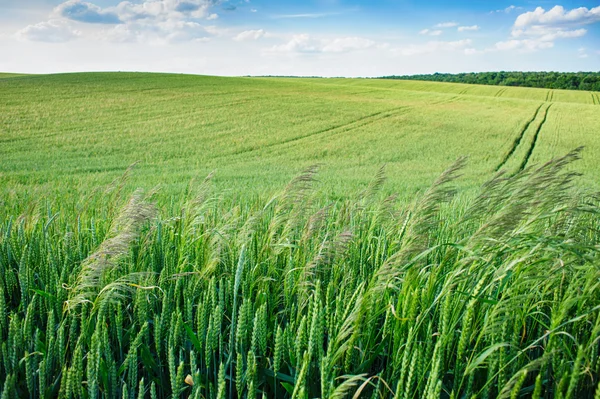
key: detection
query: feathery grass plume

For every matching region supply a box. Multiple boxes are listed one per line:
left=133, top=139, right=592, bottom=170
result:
left=66, top=189, right=156, bottom=311
left=466, top=148, right=582, bottom=249
left=264, top=164, right=320, bottom=255
left=299, top=230, right=353, bottom=300
left=358, top=164, right=388, bottom=203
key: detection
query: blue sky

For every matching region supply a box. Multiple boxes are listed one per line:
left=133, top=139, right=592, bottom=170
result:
left=0, top=0, right=599, bottom=76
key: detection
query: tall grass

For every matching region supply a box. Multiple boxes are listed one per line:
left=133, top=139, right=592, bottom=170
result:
left=1, top=150, right=599, bottom=398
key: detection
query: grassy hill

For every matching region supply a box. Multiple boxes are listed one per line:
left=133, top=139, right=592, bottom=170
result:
left=0, top=73, right=29, bottom=79
left=2, top=72, right=599, bottom=205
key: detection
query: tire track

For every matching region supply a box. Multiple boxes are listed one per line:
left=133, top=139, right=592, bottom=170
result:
left=431, top=96, right=460, bottom=105
left=495, top=88, right=507, bottom=98
left=519, top=104, right=552, bottom=171
left=215, top=106, right=409, bottom=160
left=591, top=93, right=597, bottom=105
left=495, top=103, right=545, bottom=171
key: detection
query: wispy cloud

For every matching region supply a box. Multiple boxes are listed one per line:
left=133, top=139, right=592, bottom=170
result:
left=419, top=29, right=442, bottom=36
left=234, top=29, right=266, bottom=41
left=394, top=39, right=472, bottom=56
left=271, top=12, right=341, bottom=19
left=458, top=25, right=479, bottom=32
left=492, top=5, right=521, bottom=14
left=269, top=34, right=377, bottom=54
left=16, top=19, right=81, bottom=42
left=434, top=22, right=459, bottom=28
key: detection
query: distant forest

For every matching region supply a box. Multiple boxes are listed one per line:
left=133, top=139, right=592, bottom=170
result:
left=379, top=72, right=600, bottom=92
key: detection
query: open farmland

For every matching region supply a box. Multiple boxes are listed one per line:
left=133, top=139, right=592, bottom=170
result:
left=1, top=73, right=600, bottom=398
left=2, top=73, right=600, bottom=205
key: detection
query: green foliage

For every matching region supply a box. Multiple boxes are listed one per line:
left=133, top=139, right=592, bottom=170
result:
left=381, top=71, right=600, bottom=91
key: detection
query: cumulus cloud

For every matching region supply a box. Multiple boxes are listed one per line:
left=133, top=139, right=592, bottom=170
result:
left=514, top=5, right=600, bottom=28
left=434, top=22, right=459, bottom=28
left=492, top=5, right=596, bottom=53
left=20, top=0, right=226, bottom=44
left=419, top=29, right=443, bottom=36
left=458, top=25, right=479, bottom=32
left=102, top=19, right=212, bottom=43
left=270, top=34, right=376, bottom=54
left=50, top=0, right=224, bottom=25
left=54, top=0, right=121, bottom=24
left=395, top=39, right=472, bottom=56
left=233, top=29, right=266, bottom=41
left=15, top=19, right=81, bottom=42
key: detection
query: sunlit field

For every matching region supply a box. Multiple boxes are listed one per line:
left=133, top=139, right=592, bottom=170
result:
left=1, top=73, right=599, bottom=398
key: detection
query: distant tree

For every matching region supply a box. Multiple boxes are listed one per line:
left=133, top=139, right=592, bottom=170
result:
left=378, top=71, right=600, bottom=92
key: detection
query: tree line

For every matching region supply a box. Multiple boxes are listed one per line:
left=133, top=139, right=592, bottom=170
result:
left=379, top=71, right=600, bottom=92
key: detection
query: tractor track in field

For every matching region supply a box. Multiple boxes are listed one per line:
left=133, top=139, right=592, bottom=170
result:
left=593, top=93, right=600, bottom=105
left=214, top=106, right=410, bottom=160
left=519, top=104, right=552, bottom=171
left=431, top=96, right=459, bottom=105
left=495, top=88, right=508, bottom=98
left=495, top=103, right=545, bottom=171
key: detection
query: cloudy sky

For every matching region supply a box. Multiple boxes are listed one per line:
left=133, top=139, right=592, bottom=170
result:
left=1, top=0, right=599, bottom=76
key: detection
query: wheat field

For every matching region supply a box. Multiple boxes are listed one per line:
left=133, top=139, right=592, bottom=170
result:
left=1, top=73, right=599, bottom=398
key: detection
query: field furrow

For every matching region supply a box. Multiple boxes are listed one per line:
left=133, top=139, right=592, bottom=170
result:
left=495, top=103, right=545, bottom=171
left=520, top=104, right=552, bottom=170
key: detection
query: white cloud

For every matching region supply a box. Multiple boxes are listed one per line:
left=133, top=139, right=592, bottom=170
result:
left=493, top=5, right=521, bottom=14
left=321, top=37, right=377, bottom=53
left=20, top=0, right=225, bottom=44
left=492, top=26, right=587, bottom=53
left=395, top=39, right=472, bottom=56
left=112, top=0, right=219, bottom=22
left=458, top=25, right=479, bottom=32
left=493, top=39, right=554, bottom=52
left=434, top=22, right=459, bottom=28
left=102, top=19, right=213, bottom=43
left=49, top=0, right=223, bottom=25
left=54, top=1, right=121, bottom=24
left=492, top=6, right=595, bottom=53
left=234, top=29, right=266, bottom=41
left=514, top=5, right=600, bottom=28
left=270, top=34, right=376, bottom=54
left=419, top=29, right=443, bottom=36
left=15, top=19, right=81, bottom=42
left=511, top=27, right=587, bottom=40
left=578, top=47, right=588, bottom=58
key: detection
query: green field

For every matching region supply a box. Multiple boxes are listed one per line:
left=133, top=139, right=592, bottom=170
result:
left=1, top=73, right=600, bottom=398
left=2, top=73, right=600, bottom=205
